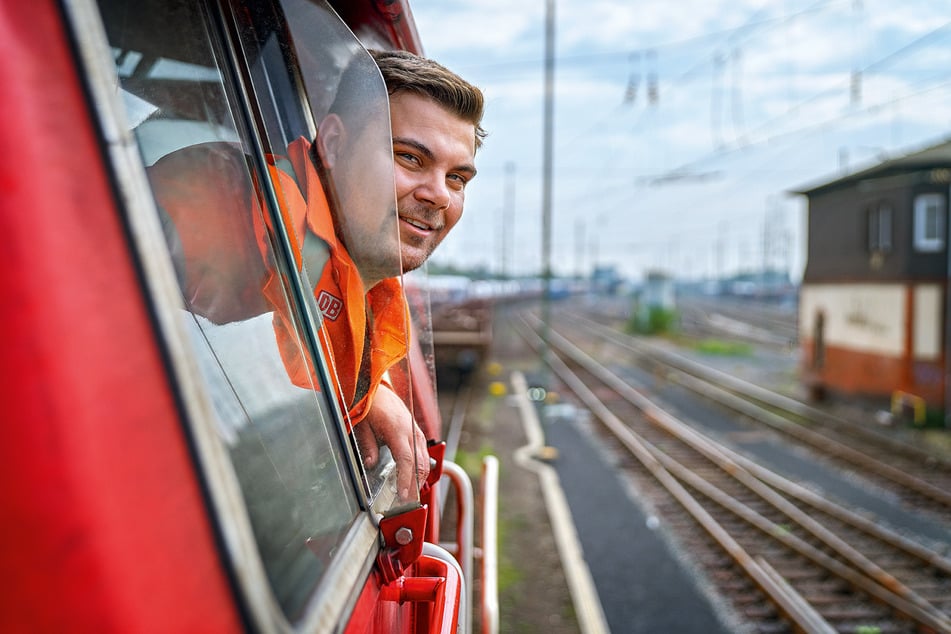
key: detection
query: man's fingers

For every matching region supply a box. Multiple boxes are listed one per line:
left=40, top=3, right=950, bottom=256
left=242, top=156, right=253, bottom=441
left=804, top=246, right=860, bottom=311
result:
left=395, top=427, right=431, bottom=502
left=354, top=421, right=379, bottom=468
left=396, top=450, right=417, bottom=502
left=359, top=386, right=431, bottom=501
left=415, top=427, right=431, bottom=484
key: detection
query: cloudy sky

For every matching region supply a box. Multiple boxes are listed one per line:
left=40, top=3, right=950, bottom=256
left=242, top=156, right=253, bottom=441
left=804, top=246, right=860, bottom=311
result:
left=408, top=0, right=951, bottom=283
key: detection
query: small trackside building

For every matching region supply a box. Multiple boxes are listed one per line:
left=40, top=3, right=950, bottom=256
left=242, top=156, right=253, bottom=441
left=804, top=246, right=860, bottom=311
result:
left=793, top=138, right=951, bottom=417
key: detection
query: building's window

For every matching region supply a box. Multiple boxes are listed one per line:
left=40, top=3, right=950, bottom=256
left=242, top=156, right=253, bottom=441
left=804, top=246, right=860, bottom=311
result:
left=867, top=203, right=892, bottom=253
left=100, top=0, right=365, bottom=621
left=913, top=193, right=946, bottom=252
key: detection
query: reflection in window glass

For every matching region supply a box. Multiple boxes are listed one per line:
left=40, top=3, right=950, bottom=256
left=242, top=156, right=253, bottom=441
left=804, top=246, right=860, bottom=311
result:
left=99, top=0, right=359, bottom=620
left=232, top=0, right=414, bottom=503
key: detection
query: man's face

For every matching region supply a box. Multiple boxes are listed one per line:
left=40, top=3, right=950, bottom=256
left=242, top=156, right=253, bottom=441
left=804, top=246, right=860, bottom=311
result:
left=390, top=92, right=477, bottom=273
left=319, top=107, right=403, bottom=286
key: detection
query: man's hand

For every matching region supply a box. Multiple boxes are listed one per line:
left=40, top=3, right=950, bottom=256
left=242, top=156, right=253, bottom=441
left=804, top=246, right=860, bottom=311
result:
left=354, top=384, right=430, bottom=502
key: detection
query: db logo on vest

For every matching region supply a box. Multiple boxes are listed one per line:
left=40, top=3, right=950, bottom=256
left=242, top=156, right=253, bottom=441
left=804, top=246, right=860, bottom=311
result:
left=316, top=291, right=344, bottom=321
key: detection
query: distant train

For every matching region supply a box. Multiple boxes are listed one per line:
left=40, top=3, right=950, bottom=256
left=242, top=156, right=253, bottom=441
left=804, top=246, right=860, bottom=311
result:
left=425, top=275, right=583, bottom=380
left=3, top=1, right=496, bottom=632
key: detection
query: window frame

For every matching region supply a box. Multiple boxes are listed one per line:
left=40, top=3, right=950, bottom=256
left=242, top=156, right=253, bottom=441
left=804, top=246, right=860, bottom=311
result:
left=63, top=0, right=396, bottom=630
left=913, top=192, right=946, bottom=253
left=215, top=0, right=408, bottom=514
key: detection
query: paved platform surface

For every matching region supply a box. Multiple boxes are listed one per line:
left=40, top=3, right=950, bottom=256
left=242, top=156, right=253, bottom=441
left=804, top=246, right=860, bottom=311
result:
left=542, top=402, right=736, bottom=634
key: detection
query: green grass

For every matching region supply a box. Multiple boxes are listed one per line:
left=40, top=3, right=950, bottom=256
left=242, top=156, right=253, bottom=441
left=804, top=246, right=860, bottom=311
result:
left=452, top=443, right=496, bottom=479
left=693, top=338, right=754, bottom=357
left=496, top=515, right=523, bottom=594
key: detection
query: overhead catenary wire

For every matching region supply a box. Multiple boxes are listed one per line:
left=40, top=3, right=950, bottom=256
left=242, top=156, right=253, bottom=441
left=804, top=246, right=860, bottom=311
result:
left=642, top=18, right=951, bottom=189
left=557, top=24, right=951, bottom=214
left=438, top=3, right=951, bottom=278
left=555, top=70, right=951, bottom=278
left=554, top=0, right=846, bottom=220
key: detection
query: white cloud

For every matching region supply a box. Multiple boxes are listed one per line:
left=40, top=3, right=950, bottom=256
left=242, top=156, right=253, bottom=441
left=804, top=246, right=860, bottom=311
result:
left=413, top=0, right=951, bottom=280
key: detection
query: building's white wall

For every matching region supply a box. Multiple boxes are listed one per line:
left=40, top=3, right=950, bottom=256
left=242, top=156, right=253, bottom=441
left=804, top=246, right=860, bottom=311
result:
left=913, top=284, right=942, bottom=360
left=800, top=284, right=906, bottom=357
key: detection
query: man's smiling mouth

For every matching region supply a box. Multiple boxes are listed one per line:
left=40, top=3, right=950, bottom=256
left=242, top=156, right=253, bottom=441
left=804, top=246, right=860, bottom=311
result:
left=401, top=216, right=434, bottom=231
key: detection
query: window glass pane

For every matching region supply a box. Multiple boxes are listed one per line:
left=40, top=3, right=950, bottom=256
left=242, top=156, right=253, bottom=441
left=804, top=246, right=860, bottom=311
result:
left=230, top=0, right=416, bottom=505
left=914, top=193, right=946, bottom=251
left=880, top=206, right=892, bottom=251
left=99, top=0, right=360, bottom=620
left=869, top=204, right=892, bottom=253
left=927, top=209, right=938, bottom=239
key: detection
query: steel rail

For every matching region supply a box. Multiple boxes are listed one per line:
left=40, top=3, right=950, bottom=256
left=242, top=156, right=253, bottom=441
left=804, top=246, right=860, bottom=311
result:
left=580, top=312, right=946, bottom=467
left=573, top=312, right=951, bottom=570
left=515, top=321, right=838, bottom=634
left=719, top=434, right=951, bottom=577
left=444, top=382, right=473, bottom=464
left=520, top=313, right=951, bottom=631
left=655, top=449, right=951, bottom=632
left=679, top=304, right=794, bottom=347
left=574, top=313, right=951, bottom=509
left=540, top=319, right=951, bottom=631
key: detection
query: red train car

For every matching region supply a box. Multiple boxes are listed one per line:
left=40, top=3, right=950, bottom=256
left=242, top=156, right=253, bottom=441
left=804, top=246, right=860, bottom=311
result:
left=1, top=0, right=496, bottom=632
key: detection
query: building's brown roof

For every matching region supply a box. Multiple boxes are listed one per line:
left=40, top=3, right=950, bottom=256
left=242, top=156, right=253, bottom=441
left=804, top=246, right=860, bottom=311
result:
left=790, top=136, right=951, bottom=195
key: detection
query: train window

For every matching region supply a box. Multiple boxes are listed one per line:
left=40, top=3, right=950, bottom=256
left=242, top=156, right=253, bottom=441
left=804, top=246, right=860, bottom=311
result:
left=226, top=0, right=412, bottom=505
left=867, top=203, right=892, bottom=253
left=99, top=0, right=369, bottom=621
left=913, top=193, right=946, bottom=252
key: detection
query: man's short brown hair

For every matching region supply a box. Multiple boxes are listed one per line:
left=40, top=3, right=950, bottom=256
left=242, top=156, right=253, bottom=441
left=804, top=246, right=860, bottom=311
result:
left=370, top=49, right=486, bottom=150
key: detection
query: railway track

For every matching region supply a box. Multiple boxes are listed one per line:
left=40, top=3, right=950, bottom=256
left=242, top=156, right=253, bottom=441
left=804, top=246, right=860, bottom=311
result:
left=518, top=313, right=951, bottom=633
left=564, top=312, right=951, bottom=528
left=676, top=296, right=799, bottom=349
left=581, top=293, right=798, bottom=350
left=439, top=377, right=474, bottom=463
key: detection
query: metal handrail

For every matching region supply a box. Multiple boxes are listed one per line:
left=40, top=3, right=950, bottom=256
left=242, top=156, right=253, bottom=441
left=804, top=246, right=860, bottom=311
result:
left=480, top=456, right=499, bottom=634
left=422, top=543, right=468, bottom=634
left=439, top=460, right=473, bottom=634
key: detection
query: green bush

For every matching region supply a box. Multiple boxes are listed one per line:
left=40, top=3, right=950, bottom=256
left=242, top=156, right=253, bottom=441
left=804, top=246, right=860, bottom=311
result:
left=628, top=306, right=678, bottom=335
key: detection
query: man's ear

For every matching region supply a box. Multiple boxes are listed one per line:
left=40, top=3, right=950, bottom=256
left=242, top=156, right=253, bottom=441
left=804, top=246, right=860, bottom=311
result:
left=316, top=113, right=345, bottom=170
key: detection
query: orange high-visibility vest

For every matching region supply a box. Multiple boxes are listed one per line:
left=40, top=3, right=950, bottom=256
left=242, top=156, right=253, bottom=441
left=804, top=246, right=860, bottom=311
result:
left=149, top=139, right=408, bottom=427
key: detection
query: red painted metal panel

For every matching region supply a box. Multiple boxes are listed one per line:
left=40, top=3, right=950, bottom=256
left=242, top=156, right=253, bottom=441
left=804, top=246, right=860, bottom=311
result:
left=344, top=555, right=461, bottom=634
left=0, top=0, right=463, bottom=631
left=331, top=0, right=423, bottom=54
left=0, top=2, right=241, bottom=631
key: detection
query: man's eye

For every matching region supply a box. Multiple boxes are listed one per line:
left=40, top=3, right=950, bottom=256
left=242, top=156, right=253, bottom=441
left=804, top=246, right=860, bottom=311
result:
left=396, top=152, right=419, bottom=165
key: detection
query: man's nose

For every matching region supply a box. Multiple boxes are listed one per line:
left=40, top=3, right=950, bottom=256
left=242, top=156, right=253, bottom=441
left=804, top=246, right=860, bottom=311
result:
left=416, top=171, right=451, bottom=210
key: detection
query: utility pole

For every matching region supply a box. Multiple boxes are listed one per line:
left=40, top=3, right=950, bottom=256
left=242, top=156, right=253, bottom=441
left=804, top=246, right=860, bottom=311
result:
left=762, top=201, right=770, bottom=289
left=717, top=220, right=726, bottom=292
left=575, top=218, right=585, bottom=279
left=540, top=0, right=555, bottom=393
left=503, top=161, right=516, bottom=279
